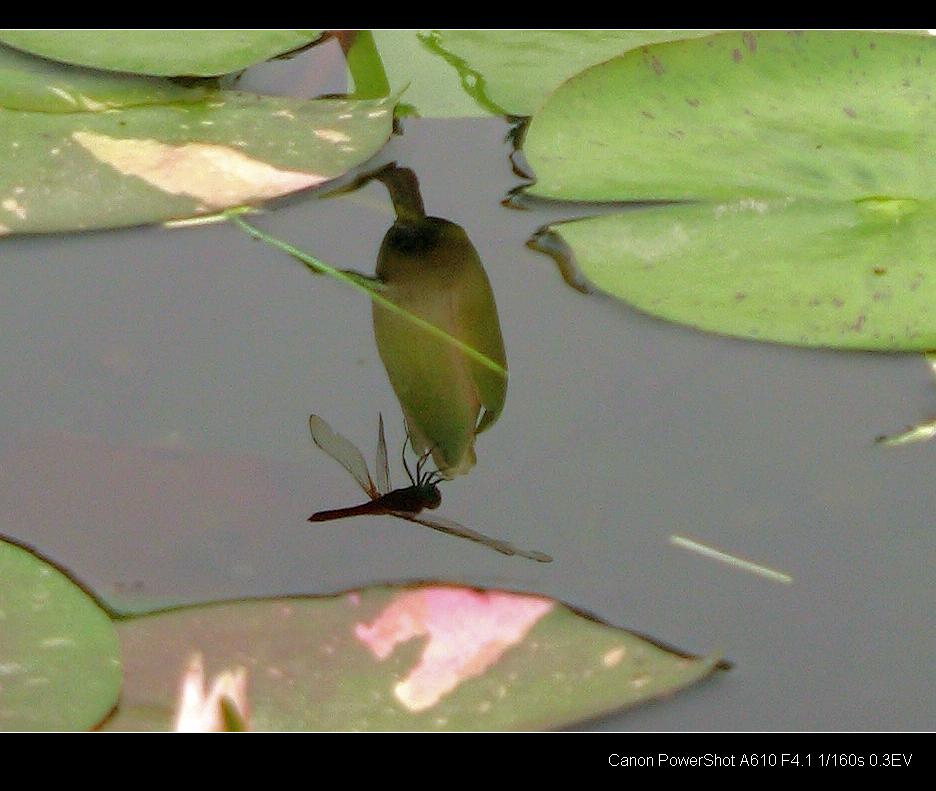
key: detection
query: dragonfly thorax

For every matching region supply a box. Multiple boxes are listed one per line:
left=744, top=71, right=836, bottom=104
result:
left=371, top=483, right=442, bottom=516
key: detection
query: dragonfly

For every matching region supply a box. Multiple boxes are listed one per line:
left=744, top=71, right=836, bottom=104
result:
left=307, top=414, right=552, bottom=562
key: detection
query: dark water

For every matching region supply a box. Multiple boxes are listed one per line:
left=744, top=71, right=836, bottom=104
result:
left=1, top=41, right=933, bottom=730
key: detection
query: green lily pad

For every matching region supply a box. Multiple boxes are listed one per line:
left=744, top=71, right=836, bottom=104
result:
left=545, top=198, right=935, bottom=350
left=106, top=584, right=725, bottom=730
left=424, top=29, right=714, bottom=117
left=525, top=31, right=935, bottom=202
left=0, top=30, right=322, bottom=77
left=0, top=92, right=395, bottom=234
left=0, top=43, right=208, bottom=112
left=348, top=30, right=711, bottom=118
left=0, top=537, right=121, bottom=731
left=345, top=30, right=484, bottom=117
left=523, top=31, right=936, bottom=350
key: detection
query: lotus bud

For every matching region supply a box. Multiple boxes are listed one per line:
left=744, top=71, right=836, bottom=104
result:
left=372, top=168, right=507, bottom=476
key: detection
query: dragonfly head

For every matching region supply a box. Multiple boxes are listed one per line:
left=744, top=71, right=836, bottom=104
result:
left=419, top=483, right=442, bottom=510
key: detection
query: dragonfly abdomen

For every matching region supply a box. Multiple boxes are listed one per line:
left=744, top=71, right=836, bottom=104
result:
left=309, top=485, right=438, bottom=523
left=308, top=501, right=388, bottom=522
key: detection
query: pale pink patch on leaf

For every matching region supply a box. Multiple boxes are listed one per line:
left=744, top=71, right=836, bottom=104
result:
left=173, top=652, right=250, bottom=732
left=355, top=587, right=553, bottom=712
left=71, top=131, right=326, bottom=208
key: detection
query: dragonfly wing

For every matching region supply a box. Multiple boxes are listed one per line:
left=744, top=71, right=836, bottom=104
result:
left=393, top=512, right=553, bottom=563
left=376, top=413, right=390, bottom=495
left=309, top=414, right=378, bottom=499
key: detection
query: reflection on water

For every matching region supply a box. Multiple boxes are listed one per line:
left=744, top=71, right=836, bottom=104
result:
left=526, top=227, right=592, bottom=295
left=368, top=164, right=507, bottom=477
left=234, top=161, right=510, bottom=477
left=0, top=432, right=287, bottom=611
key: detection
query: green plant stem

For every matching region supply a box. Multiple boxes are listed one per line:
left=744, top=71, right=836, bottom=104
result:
left=230, top=214, right=508, bottom=379
left=343, top=30, right=392, bottom=100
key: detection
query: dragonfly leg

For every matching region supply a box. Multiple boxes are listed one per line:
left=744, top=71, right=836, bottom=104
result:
left=401, top=433, right=416, bottom=486
left=416, top=444, right=438, bottom=485
left=415, top=448, right=425, bottom=481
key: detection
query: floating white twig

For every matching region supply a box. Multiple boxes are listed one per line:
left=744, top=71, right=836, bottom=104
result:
left=876, top=420, right=936, bottom=447
left=669, top=535, right=793, bottom=585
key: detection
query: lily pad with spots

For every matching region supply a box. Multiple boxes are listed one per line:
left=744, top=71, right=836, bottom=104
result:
left=541, top=198, right=936, bottom=351
left=523, top=31, right=936, bottom=351
left=0, top=30, right=322, bottom=77
left=105, top=584, right=726, bottom=730
left=0, top=92, right=396, bottom=234
left=422, top=29, right=714, bottom=117
left=0, top=537, right=121, bottom=731
left=347, top=30, right=712, bottom=118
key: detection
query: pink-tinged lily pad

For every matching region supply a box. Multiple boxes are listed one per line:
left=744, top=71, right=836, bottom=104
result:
left=0, top=537, right=120, bottom=731
left=105, top=583, right=726, bottom=730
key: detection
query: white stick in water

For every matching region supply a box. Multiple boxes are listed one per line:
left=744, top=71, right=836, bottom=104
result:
left=669, top=535, right=793, bottom=585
